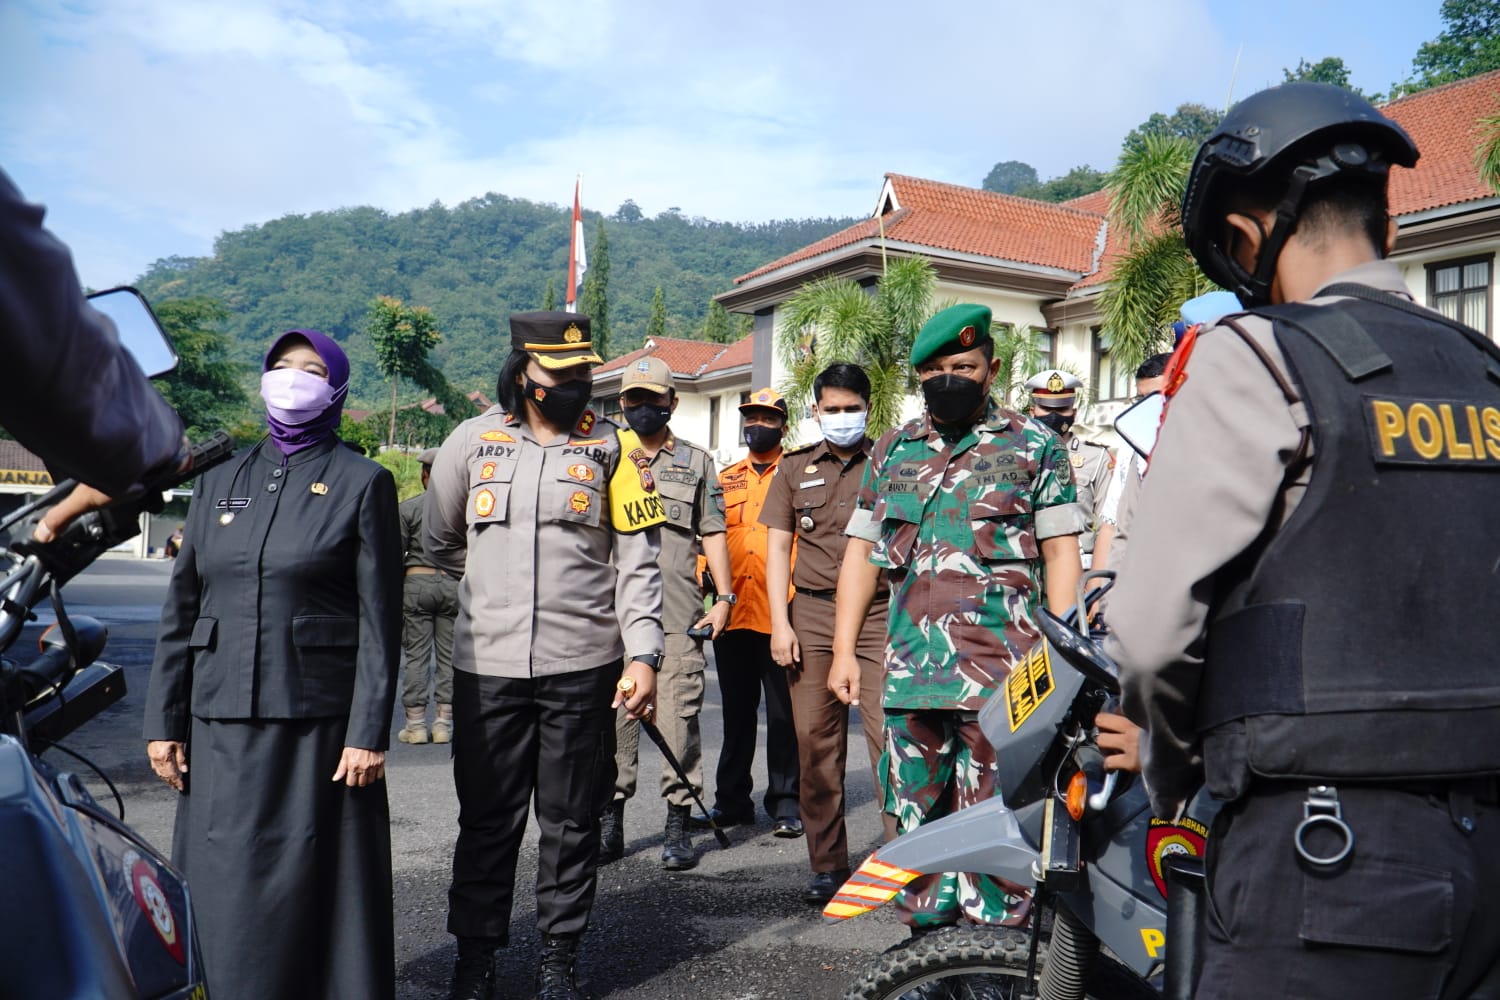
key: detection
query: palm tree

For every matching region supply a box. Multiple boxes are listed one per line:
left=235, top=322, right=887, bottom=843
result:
left=776, top=255, right=937, bottom=437
left=1097, top=134, right=1217, bottom=377
left=991, top=323, right=1051, bottom=408
left=1478, top=109, right=1500, bottom=194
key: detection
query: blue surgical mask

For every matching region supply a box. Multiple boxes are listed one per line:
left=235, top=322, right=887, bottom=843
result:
left=820, top=411, right=867, bottom=447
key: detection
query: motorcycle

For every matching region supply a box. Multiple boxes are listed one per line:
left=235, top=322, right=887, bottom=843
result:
left=0, top=287, right=234, bottom=999
left=825, top=573, right=1219, bottom=1000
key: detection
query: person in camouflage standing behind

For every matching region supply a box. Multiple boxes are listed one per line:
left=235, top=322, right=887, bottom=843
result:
left=829, top=303, right=1084, bottom=930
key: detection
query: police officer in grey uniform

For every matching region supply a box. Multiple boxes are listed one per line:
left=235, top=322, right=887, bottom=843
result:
left=397, top=447, right=461, bottom=745
left=600, top=356, right=732, bottom=871
left=1025, top=369, right=1113, bottom=567
left=1107, top=83, right=1500, bottom=998
left=425, top=312, right=666, bottom=1000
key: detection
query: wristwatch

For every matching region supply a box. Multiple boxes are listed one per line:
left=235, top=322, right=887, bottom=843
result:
left=715, top=592, right=737, bottom=606
left=631, top=653, right=663, bottom=672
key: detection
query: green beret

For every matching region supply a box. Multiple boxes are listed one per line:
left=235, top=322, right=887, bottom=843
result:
left=910, top=304, right=993, bottom=367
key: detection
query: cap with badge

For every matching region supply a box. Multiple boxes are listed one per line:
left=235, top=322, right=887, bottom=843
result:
left=511, top=310, right=603, bottom=370
left=910, top=303, right=993, bottom=367
left=620, top=356, right=676, bottom=395
left=1026, top=369, right=1084, bottom=409
left=739, top=387, right=788, bottom=417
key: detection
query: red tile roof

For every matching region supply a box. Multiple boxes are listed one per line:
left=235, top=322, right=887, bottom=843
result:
left=699, top=335, right=753, bottom=375
left=736, top=174, right=1107, bottom=283
left=1384, top=68, right=1500, bottom=215
left=735, top=72, right=1499, bottom=299
left=595, top=337, right=736, bottom=379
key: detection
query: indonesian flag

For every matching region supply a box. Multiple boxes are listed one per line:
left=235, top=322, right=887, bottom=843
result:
left=565, top=176, right=587, bottom=312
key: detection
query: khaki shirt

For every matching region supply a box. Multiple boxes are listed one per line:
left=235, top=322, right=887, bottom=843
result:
left=424, top=405, right=665, bottom=678
left=650, top=433, right=726, bottom=634
left=399, top=491, right=436, bottom=569
left=1068, top=435, right=1115, bottom=556
left=1106, top=260, right=1414, bottom=813
left=758, top=438, right=873, bottom=592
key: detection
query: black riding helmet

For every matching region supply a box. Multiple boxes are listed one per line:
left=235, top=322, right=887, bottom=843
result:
left=1181, top=82, right=1419, bottom=308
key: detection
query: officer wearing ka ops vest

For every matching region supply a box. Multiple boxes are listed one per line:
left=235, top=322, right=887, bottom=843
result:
left=1107, top=83, right=1500, bottom=997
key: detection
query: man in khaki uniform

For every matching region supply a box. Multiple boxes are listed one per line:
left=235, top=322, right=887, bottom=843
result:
left=397, top=447, right=461, bottom=745
left=600, top=357, right=733, bottom=871
left=1025, top=369, right=1113, bottom=568
left=762, top=363, right=895, bottom=906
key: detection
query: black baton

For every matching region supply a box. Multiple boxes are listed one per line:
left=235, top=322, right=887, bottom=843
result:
left=639, top=718, right=731, bottom=849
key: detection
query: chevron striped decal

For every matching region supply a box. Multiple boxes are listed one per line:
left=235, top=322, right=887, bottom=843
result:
left=822, top=855, right=922, bottom=920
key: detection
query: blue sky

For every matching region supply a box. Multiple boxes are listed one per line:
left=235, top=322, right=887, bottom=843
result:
left=0, top=0, right=1446, bottom=289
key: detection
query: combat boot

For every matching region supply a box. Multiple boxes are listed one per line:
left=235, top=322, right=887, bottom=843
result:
left=536, top=932, right=589, bottom=1000
left=431, top=704, right=453, bottom=744
left=659, top=803, right=697, bottom=871
left=449, top=936, right=498, bottom=1000
left=598, top=800, right=624, bottom=864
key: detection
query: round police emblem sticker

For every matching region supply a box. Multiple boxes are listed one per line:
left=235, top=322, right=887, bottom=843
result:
left=669, top=504, right=682, bottom=521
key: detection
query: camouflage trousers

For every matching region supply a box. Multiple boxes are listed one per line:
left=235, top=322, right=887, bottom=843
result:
left=882, top=709, right=1031, bottom=929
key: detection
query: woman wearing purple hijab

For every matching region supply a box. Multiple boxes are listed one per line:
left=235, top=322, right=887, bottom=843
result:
left=144, top=330, right=402, bottom=1000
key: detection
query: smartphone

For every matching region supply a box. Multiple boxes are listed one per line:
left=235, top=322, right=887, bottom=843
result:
left=1114, top=391, right=1166, bottom=459
left=686, top=624, right=714, bottom=640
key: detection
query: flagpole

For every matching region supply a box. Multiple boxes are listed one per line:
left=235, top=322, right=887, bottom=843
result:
left=565, top=175, right=584, bottom=313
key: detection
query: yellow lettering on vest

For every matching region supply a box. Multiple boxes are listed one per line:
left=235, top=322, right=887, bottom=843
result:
left=1439, top=404, right=1475, bottom=460
left=1407, top=404, right=1443, bottom=459
left=1467, top=407, right=1488, bottom=462
left=1140, top=927, right=1165, bottom=958
left=1484, top=407, right=1500, bottom=461
left=1370, top=400, right=1406, bottom=457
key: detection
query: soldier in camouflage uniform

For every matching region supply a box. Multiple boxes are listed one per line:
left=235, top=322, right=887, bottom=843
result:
left=830, top=303, right=1085, bottom=929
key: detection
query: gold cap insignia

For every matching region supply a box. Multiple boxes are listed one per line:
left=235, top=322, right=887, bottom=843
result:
left=564, top=323, right=584, bottom=344
left=1046, top=373, right=1065, bottom=393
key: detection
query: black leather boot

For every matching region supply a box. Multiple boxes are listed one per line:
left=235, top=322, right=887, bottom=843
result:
left=598, top=800, right=624, bottom=864
left=536, top=933, right=589, bottom=1000
left=660, top=803, right=697, bottom=870
left=449, top=936, right=498, bottom=1000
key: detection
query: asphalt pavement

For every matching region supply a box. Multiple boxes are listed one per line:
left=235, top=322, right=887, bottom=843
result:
left=41, top=556, right=909, bottom=999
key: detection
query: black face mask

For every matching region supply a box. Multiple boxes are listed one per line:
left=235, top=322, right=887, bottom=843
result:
left=744, top=424, right=783, bottom=455
left=921, top=374, right=988, bottom=425
left=1036, top=411, right=1074, bottom=436
left=524, top=376, right=591, bottom=429
left=623, top=402, right=672, bottom=437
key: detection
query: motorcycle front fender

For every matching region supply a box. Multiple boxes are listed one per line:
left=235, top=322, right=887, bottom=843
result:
left=873, top=797, right=1041, bottom=886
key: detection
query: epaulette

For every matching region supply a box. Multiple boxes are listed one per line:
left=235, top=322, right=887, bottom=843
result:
left=782, top=441, right=820, bottom=457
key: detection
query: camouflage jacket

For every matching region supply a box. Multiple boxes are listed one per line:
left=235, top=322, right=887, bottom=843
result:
left=849, top=404, right=1085, bottom=711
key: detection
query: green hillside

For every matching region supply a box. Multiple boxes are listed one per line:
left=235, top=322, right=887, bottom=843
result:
left=136, top=196, right=853, bottom=408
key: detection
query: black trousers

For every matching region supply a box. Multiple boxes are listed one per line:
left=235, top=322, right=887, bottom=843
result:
left=447, top=664, right=617, bottom=942
left=1199, top=781, right=1500, bottom=999
left=709, top=628, right=799, bottom=820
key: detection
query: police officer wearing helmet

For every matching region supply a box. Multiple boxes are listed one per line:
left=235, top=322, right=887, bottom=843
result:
left=424, top=311, right=666, bottom=1000
left=1106, top=83, right=1500, bottom=996
left=1024, top=369, right=1113, bottom=568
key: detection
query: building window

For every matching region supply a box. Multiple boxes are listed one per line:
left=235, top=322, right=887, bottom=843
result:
left=1035, top=329, right=1057, bottom=369
left=1428, top=256, right=1492, bottom=335
left=708, top=397, right=720, bottom=451
left=1091, top=328, right=1133, bottom=402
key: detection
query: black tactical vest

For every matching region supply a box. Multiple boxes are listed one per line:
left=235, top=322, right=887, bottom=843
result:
left=1197, top=285, right=1500, bottom=799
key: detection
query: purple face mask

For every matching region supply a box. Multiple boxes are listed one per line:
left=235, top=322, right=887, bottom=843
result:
left=260, top=368, right=337, bottom=425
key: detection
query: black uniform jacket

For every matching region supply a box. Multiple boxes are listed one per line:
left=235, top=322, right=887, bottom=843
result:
left=145, top=437, right=402, bottom=750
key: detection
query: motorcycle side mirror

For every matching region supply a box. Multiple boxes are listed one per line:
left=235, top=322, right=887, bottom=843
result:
left=85, top=287, right=179, bottom=378
left=1037, top=606, right=1120, bottom=694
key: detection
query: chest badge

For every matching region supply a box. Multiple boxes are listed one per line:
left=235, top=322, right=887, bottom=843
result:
left=799, top=515, right=815, bottom=531
left=570, top=490, right=592, bottom=514
left=567, top=463, right=596, bottom=483
left=805, top=465, right=818, bottom=474
left=218, top=512, right=235, bottom=526
left=474, top=489, right=496, bottom=518
left=311, top=482, right=329, bottom=495
left=1069, top=454, right=1084, bottom=469
left=481, top=462, right=496, bottom=480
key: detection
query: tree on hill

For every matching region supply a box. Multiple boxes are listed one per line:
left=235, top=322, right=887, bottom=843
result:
left=613, top=199, right=643, bottom=222
left=543, top=279, right=557, bottom=310
left=579, top=219, right=611, bottom=358
left=1123, top=103, right=1223, bottom=154
left=646, top=286, right=667, bottom=342
left=152, top=297, right=250, bottom=440
left=1284, top=56, right=1364, bottom=96
left=777, top=256, right=937, bottom=437
left=1400, top=0, right=1500, bottom=94
left=1014, top=165, right=1110, bottom=203
left=368, top=295, right=442, bottom=446
left=983, top=160, right=1039, bottom=195
left=701, top=299, right=735, bottom=344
